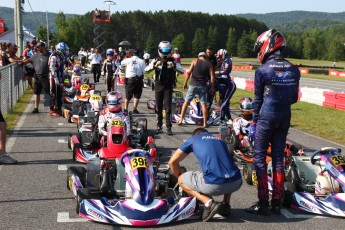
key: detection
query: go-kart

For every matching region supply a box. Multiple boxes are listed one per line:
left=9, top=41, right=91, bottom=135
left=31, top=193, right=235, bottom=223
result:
left=242, top=141, right=304, bottom=185
left=283, top=147, right=345, bottom=217
left=68, top=114, right=154, bottom=164
left=67, top=148, right=197, bottom=226
left=172, top=97, right=221, bottom=126
left=147, top=90, right=185, bottom=116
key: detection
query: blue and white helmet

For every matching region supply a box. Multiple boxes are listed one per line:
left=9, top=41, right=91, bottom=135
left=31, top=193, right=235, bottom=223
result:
left=158, top=41, right=172, bottom=58
left=55, top=42, right=69, bottom=53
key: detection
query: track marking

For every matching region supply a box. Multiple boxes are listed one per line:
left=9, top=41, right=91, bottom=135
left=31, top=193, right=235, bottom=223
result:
left=57, top=212, right=88, bottom=223
left=58, top=123, right=64, bottom=126
left=58, top=165, right=67, bottom=171
left=58, top=139, right=67, bottom=143
left=281, top=208, right=328, bottom=219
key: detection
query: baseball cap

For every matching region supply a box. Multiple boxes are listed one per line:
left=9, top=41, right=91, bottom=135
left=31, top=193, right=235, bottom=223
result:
left=198, top=52, right=206, bottom=57
left=174, top=48, right=178, bottom=51
left=36, top=41, right=46, bottom=47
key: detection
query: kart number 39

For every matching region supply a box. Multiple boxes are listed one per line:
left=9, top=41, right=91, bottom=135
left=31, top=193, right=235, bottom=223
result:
left=131, top=157, right=148, bottom=169
left=331, top=155, right=345, bottom=167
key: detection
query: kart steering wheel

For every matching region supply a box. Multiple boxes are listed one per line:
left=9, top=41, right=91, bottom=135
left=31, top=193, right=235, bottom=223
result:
left=310, top=147, right=340, bottom=165
left=120, top=149, right=150, bottom=167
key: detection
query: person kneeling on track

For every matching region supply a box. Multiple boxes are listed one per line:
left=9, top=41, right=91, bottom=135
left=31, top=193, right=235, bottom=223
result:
left=169, top=128, right=242, bottom=222
left=98, top=91, right=131, bottom=140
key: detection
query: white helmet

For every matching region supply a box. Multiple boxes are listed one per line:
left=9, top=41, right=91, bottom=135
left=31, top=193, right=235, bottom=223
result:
left=143, top=53, right=150, bottom=59
left=158, top=41, right=172, bottom=58
left=216, top=49, right=228, bottom=60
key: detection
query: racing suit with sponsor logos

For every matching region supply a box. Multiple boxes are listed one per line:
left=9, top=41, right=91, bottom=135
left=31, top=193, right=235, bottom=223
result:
left=215, top=57, right=236, bottom=121
left=253, top=55, right=300, bottom=205
left=49, top=51, right=64, bottom=111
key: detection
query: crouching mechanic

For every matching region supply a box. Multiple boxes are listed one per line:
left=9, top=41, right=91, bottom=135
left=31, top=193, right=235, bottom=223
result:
left=168, top=128, right=242, bottom=222
left=98, top=91, right=131, bottom=140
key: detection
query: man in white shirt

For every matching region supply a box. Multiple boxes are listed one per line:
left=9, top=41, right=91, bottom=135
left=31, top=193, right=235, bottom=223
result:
left=89, top=48, right=102, bottom=83
left=121, top=50, right=146, bottom=114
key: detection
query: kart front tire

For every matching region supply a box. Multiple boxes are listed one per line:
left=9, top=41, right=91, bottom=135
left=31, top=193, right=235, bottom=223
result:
left=67, top=166, right=86, bottom=190
left=76, top=188, right=91, bottom=214
left=243, top=163, right=255, bottom=185
left=282, top=182, right=296, bottom=207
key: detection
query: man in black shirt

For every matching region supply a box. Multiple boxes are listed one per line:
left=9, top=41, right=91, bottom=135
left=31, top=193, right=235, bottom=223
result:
left=27, top=42, right=54, bottom=115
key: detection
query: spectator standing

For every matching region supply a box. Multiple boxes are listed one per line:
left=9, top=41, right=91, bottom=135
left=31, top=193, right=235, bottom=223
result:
left=177, top=52, right=214, bottom=128
left=245, top=29, right=300, bottom=215
left=169, top=128, right=242, bottom=222
left=22, top=44, right=34, bottom=89
left=145, top=41, right=184, bottom=135
left=121, top=50, right=146, bottom=114
left=1, top=43, right=23, bottom=66
left=26, top=42, right=54, bottom=115
left=89, top=48, right=102, bottom=83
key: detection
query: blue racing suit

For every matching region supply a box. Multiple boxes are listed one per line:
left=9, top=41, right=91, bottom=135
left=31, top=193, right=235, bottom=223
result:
left=215, top=57, right=236, bottom=121
left=253, top=55, right=300, bottom=205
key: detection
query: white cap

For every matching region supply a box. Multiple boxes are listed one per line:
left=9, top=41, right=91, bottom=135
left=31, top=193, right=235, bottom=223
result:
left=198, top=52, right=206, bottom=57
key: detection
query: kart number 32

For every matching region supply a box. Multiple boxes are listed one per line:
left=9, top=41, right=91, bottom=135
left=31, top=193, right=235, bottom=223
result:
left=331, top=155, right=345, bottom=167
left=131, top=157, right=148, bottom=169
left=110, top=120, right=122, bottom=126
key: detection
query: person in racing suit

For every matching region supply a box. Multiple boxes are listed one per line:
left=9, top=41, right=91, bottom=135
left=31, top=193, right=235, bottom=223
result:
left=245, top=29, right=300, bottom=215
left=98, top=91, right=131, bottom=140
left=232, top=97, right=254, bottom=152
left=102, top=49, right=117, bottom=92
left=145, top=41, right=184, bottom=135
left=48, top=45, right=64, bottom=116
left=215, top=49, right=236, bottom=125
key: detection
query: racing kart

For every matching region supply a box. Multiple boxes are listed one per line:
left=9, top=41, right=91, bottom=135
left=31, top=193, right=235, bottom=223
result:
left=171, top=97, right=221, bottom=126
left=68, top=114, right=154, bottom=164
left=283, top=147, right=345, bottom=217
left=147, top=90, right=185, bottom=116
left=67, top=149, right=198, bottom=226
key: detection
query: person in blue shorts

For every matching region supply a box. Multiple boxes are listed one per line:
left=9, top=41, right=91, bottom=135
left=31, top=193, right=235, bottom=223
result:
left=168, top=127, right=242, bottom=222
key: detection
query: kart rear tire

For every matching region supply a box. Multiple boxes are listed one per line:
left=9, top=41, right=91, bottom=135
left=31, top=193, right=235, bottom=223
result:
left=67, top=113, right=72, bottom=123
left=67, top=133, right=72, bottom=150
left=139, top=133, right=154, bottom=148
left=76, top=188, right=91, bottom=214
left=243, top=163, right=255, bottom=185
left=168, top=166, right=187, bottom=189
left=67, top=166, right=86, bottom=190
left=282, top=182, right=296, bottom=207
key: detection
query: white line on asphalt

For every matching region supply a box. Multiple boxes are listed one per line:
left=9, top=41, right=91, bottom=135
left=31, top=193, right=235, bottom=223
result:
left=57, top=212, right=88, bottom=223
left=58, top=123, right=64, bottom=126
left=281, top=208, right=328, bottom=219
left=58, top=165, right=67, bottom=171
left=58, top=139, right=67, bottom=143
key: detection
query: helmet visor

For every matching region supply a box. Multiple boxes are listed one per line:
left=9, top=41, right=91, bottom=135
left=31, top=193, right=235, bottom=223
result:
left=107, top=98, right=119, bottom=105
left=159, top=48, right=171, bottom=55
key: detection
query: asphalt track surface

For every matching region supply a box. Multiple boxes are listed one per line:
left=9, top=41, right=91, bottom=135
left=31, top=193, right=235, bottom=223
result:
left=1, top=73, right=344, bottom=230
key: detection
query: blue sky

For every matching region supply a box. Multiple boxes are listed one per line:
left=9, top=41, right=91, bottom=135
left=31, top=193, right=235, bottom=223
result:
left=2, top=0, right=345, bottom=15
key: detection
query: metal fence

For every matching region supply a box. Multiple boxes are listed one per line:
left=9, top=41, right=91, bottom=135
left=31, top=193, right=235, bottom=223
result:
left=0, top=63, right=27, bottom=117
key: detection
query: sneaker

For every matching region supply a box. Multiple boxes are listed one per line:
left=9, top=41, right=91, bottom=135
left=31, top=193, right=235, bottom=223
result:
left=132, top=109, right=140, bottom=114
left=202, top=200, right=221, bottom=222
left=271, top=200, right=281, bottom=215
left=32, top=108, right=39, bottom=114
left=166, top=127, right=172, bottom=135
left=0, top=153, right=18, bottom=164
left=49, top=110, right=61, bottom=117
left=245, top=201, right=270, bottom=215
left=155, top=127, right=162, bottom=134
left=218, top=202, right=231, bottom=217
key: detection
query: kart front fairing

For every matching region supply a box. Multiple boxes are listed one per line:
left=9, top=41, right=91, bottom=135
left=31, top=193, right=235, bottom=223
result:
left=79, top=196, right=197, bottom=226
left=291, top=192, right=345, bottom=217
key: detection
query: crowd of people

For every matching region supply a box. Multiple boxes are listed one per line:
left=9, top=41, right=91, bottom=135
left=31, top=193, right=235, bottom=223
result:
left=0, top=29, right=301, bottom=222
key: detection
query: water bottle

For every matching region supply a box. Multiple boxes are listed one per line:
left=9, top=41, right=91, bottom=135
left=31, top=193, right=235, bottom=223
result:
left=315, top=172, right=331, bottom=195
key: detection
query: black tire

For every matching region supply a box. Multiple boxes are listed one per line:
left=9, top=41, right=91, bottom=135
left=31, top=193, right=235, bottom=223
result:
left=76, top=188, right=91, bottom=214
left=168, top=166, right=187, bottom=189
left=72, top=143, right=82, bottom=161
left=139, top=133, right=154, bottom=148
left=67, top=113, right=72, bottom=123
left=67, top=133, right=72, bottom=150
left=67, top=166, right=86, bottom=190
left=282, top=182, right=296, bottom=207
left=243, top=163, right=255, bottom=185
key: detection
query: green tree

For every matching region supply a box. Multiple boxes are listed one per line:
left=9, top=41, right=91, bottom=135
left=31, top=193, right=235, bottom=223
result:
left=237, top=31, right=253, bottom=58
left=36, top=24, right=55, bottom=45
left=226, top=27, right=237, bottom=56
left=303, top=37, right=316, bottom=59
left=328, top=39, right=345, bottom=61
left=192, top=28, right=206, bottom=56
left=171, top=33, right=187, bottom=55
left=145, top=32, right=156, bottom=57
left=207, top=26, right=217, bottom=51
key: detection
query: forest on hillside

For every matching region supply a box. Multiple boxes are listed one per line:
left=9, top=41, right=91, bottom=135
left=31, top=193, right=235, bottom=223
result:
left=1, top=7, right=345, bottom=61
